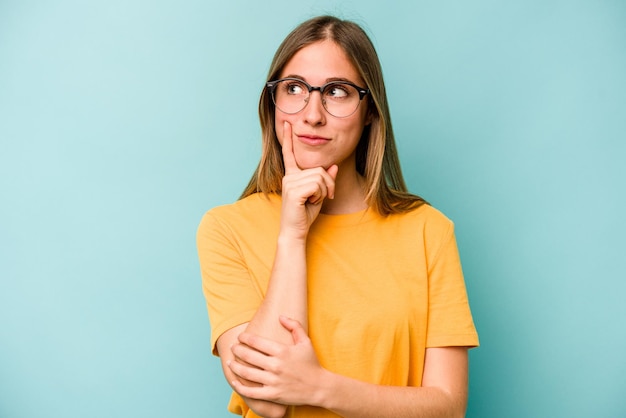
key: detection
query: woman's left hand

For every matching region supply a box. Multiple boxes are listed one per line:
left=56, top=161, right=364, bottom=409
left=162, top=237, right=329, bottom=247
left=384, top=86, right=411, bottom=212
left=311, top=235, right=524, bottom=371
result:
left=228, top=316, right=327, bottom=406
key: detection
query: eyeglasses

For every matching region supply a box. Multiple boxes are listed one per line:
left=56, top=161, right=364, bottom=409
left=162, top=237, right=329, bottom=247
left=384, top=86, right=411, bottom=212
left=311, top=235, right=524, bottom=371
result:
left=266, top=78, right=370, bottom=118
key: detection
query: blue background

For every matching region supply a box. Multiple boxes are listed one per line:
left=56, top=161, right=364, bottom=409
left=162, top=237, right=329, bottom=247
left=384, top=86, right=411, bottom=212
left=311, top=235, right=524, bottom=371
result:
left=1, top=1, right=624, bottom=417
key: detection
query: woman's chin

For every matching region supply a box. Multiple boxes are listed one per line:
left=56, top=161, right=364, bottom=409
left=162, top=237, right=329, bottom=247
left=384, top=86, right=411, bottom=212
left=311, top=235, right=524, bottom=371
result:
left=294, top=156, right=334, bottom=170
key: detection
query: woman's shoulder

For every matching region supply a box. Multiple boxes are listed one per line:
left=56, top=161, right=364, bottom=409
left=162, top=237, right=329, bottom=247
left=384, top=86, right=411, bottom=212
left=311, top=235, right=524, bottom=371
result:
left=200, top=193, right=281, bottom=230
left=382, top=204, right=457, bottom=250
left=390, top=204, right=459, bottom=259
left=393, top=203, right=454, bottom=230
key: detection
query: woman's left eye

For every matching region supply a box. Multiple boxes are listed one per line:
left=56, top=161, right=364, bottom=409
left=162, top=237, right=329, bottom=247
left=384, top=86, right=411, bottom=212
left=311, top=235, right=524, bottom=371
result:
left=327, top=85, right=349, bottom=98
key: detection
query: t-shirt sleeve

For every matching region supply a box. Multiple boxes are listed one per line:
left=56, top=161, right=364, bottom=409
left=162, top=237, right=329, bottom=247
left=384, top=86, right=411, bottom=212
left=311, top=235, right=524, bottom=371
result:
left=196, top=211, right=262, bottom=355
left=425, top=221, right=479, bottom=348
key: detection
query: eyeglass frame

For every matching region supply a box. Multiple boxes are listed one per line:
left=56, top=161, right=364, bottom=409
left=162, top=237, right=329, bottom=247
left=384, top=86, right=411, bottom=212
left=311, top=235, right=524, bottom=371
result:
left=266, top=77, right=370, bottom=118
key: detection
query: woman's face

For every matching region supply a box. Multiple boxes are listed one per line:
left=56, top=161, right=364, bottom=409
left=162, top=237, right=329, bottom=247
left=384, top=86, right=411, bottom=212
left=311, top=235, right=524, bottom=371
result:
left=275, top=40, right=370, bottom=172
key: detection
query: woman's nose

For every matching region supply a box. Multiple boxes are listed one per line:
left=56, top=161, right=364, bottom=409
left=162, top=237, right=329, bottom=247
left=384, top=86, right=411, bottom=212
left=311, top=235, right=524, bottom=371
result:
left=302, top=91, right=326, bottom=125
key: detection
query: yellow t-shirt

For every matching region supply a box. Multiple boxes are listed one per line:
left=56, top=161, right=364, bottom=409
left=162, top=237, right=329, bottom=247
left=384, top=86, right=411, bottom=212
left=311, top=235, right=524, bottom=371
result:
left=197, top=193, right=478, bottom=417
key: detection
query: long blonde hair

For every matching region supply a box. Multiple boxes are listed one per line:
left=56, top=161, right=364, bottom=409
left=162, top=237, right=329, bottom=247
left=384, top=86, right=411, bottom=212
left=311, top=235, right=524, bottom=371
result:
left=240, top=15, right=426, bottom=215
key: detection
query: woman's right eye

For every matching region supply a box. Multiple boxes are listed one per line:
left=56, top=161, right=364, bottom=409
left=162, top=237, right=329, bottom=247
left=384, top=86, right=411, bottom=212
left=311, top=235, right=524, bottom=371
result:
left=286, top=82, right=305, bottom=95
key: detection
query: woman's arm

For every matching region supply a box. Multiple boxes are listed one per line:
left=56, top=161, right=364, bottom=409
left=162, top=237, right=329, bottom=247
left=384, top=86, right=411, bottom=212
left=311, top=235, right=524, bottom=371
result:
left=244, top=121, right=337, bottom=342
left=215, top=222, right=313, bottom=418
left=322, top=346, right=469, bottom=418
left=229, top=317, right=470, bottom=418
left=224, top=122, right=337, bottom=417
left=216, top=324, right=288, bottom=418
left=220, top=235, right=308, bottom=418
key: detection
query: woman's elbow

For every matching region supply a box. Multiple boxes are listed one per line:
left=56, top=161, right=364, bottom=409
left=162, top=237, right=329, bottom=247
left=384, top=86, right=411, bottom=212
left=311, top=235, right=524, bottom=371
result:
left=245, top=399, right=287, bottom=418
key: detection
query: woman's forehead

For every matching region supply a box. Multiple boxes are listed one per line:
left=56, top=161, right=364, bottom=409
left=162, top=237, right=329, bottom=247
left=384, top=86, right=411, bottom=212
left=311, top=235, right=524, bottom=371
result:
left=279, top=40, right=364, bottom=85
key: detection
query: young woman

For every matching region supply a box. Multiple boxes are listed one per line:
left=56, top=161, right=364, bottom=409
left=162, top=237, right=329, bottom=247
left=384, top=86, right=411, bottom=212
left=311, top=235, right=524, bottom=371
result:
left=197, top=15, right=478, bottom=418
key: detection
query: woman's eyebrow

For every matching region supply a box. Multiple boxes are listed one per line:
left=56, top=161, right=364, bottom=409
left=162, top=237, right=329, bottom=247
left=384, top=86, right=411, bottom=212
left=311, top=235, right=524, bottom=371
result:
left=282, top=74, right=357, bottom=84
left=325, top=76, right=355, bottom=83
left=282, top=73, right=306, bottom=81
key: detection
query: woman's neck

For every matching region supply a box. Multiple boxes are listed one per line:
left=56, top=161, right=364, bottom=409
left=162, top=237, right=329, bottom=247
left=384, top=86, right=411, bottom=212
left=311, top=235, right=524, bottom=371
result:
left=320, top=167, right=368, bottom=215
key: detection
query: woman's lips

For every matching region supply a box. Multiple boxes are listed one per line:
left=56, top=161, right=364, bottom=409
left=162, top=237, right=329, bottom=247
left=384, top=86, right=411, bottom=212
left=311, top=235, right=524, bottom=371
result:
left=297, top=134, right=331, bottom=146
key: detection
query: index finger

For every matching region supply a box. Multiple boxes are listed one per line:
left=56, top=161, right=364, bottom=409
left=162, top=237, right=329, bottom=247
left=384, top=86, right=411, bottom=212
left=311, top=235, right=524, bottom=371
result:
left=282, top=121, right=300, bottom=174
